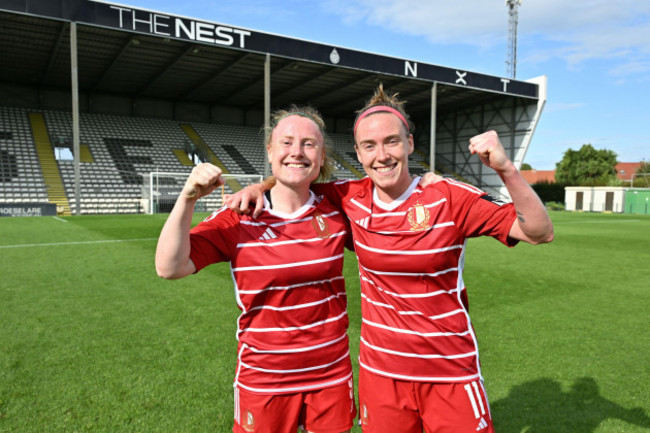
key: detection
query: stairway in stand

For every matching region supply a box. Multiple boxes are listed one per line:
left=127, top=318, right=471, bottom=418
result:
left=180, top=123, right=243, bottom=192
left=29, top=112, right=71, bottom=216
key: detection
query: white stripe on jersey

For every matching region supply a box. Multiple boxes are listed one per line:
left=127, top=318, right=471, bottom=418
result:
left=237, top=230, right=346, bottom=248
left=370, top=198, right=448, bottom=219
left=355, top=240, right=462, bottom=256
left=269, top=211, right=341, bottom=227
left=238, top=220, right=266, bottom=227
left=238, top=275, right=344, bottom=295
left=374, top=221, right=455, bottom=235
left=240, top=311, right=347, bottom=333
left=360, top=336, right=477, bottom=360
left=240, top=351, right=350, bottom=374
left=232, top=253, right=344, bottom=272
left=361, top=266, right=459, bottom=281
left=361, top=293, right=466, bottom=320
left=244, top=292, right=347, bottom=313
left=362, top=275, right=461, bottom=299
left=443, top=178, right=484, bottom=195
left=240, top=211, right=341, bottom=228
left=203, top=206, right=229, bottom=222
left=245, top=332, right=348, bottom=354
left=362, top=317, right=472, bottom=338
left=350, top=198, right=372, bottom=214
left=235, top=372, right=353, bottom=394
left=359, top=359, right=481, bottom=383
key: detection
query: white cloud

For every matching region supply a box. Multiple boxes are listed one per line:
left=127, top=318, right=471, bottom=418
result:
left=324, top=0, right=650, bottom=75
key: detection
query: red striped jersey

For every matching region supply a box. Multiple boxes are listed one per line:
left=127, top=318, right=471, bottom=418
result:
left=189, top=191, right=353, bottom=394
left=312, top=177, right=517, bottom=383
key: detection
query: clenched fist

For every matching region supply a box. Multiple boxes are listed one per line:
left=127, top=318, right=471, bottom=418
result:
left=183, top=163, right=224, bottom=200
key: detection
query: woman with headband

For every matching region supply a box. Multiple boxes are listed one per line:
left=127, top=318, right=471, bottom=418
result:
left=227, top=85, right=554, bottom=432
left=156, top=105, right=356, bottom=433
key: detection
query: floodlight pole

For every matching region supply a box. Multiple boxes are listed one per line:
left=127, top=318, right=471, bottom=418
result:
left=264, top=53, right=271, bottom=178
left=429, top=82, right=437, bottom=172
left=506, top=0, right=521, bottom=79
left=630, top=173, right=650, bottom=187
left=70, top=22, right=81, bottom=215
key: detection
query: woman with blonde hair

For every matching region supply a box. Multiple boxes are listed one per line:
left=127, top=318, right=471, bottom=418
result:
left=156, top=105, right=356, bottom=433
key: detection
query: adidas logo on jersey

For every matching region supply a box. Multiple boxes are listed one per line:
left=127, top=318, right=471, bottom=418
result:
left=355, top=217, right=370, bottom=228
left=258, top=227, right=277, bottom=241
left=476, top=417, right=488, bottom=431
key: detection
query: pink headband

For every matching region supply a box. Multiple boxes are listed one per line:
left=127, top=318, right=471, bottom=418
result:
left=354, top=105, right=410, bottom=135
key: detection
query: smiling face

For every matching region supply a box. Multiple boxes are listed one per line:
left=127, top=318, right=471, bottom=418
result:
left=354, top=111, right=414, bottom=202
left=267, top=115, right=325, bottom=189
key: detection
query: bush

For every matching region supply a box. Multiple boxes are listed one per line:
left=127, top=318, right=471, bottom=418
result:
left=545, top=201, right=565, bottom=211
left=531, top=182, right=567, bottom=204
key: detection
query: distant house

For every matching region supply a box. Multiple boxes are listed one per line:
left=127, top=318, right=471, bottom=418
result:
left=520, top=169, right=555, bottom=184
left=615, top=162, right=642, bottom=183
left=521, top=162, right=642, bottom=185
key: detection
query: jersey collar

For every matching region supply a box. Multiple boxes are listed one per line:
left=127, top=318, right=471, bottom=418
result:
left=372, top=176, right=421, bottom=211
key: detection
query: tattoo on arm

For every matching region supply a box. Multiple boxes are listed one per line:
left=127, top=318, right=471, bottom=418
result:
left=517, top=211, right=526, bottom=223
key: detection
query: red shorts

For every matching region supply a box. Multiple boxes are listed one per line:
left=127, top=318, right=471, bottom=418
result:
left=358, top=369, right=494, bottom=433
left=233, top=379, right=356, bottom=433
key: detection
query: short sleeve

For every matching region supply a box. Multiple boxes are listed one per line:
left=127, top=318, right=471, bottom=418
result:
left=442, top=179, right=518, bottom=247
left=189, top=207, right=240, bottom=271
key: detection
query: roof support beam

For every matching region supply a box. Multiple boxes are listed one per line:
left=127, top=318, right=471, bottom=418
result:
left=180, top=52, right=253, bottom=101
left=89, top=36, right=138, bottom=93
left=136, top=45, right=196, bottom=97
left=39, top=22, right=68, bottom=88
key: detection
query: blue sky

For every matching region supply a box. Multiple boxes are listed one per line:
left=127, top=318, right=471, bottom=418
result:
left=115, top=0, right=649, bottom=170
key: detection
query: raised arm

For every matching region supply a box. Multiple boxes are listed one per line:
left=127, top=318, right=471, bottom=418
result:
left=155, top=163, right=224, bottom=279
left=468, top=131, right=554, bottom=244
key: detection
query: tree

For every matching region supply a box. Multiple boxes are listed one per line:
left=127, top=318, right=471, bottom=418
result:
left=555, top=144, right=618, bottom=186
left=520, top=163, right=533, bottom=170
left=632, top=160, right=650, bottom=187
left=636, top=160, right=650, bottom=175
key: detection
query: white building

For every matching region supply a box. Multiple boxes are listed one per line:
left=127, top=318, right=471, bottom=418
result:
left=564, top=187, right=627, bottom=213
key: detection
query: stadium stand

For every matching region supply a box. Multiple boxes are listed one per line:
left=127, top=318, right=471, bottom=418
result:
left=0, top=107, right=49, bottom=205
left=0, top=106, right=365, bottom=215
left=0, top=1, right=546, bottom=216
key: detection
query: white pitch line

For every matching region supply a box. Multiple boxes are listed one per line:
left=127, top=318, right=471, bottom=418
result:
left=53, top=216, right=67, bottom=222
left=0, top=238, right=157, bottom=249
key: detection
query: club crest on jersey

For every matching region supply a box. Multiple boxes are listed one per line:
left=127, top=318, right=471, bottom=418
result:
left=407, top=202, right=430, bottom=231
left=242, top=410, right=255, bottom=432
left=311, top=212, right=331, bottom=238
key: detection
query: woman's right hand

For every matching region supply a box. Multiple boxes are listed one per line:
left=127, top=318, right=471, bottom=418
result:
left=183, top=163, right=224, bottom=200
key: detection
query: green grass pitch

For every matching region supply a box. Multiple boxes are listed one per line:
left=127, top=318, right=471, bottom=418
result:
left=1, top=211, right=649, bottom=432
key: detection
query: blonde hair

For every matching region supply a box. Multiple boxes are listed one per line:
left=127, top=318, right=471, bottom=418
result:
left=265, top=105, right=334, bottom=183
left=354, top=84, right=414, bottom=136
